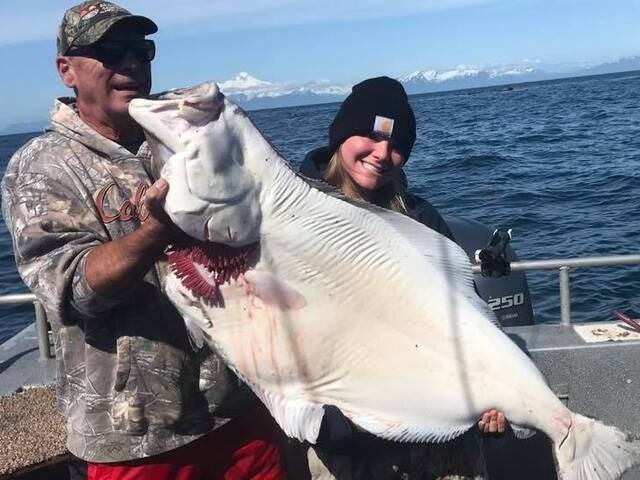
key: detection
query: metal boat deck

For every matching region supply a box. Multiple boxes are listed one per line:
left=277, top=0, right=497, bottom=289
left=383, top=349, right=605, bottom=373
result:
left=0, top=323, right=55, bottom=397
left=0, top=324, right=68, bottom=478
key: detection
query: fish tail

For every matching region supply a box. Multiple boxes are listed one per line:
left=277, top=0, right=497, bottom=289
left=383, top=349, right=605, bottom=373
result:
left=554, top=412, right=640, bottom=480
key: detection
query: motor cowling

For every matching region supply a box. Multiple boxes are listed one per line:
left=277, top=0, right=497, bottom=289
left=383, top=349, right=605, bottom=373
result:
left=445, top=217, right=535, bottom=327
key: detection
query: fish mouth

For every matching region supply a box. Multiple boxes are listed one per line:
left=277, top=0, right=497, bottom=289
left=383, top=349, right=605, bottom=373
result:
left=168, top=238, right=259, bottom=302
left=198, top=188, right=253, bottom=207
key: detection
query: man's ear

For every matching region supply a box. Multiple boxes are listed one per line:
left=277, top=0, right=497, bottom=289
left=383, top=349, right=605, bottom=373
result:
left=56, top=56, right=76, bottom=88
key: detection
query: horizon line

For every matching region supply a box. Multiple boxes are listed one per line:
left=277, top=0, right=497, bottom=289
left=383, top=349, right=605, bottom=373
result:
left=2, top=68, right=638, bottom=135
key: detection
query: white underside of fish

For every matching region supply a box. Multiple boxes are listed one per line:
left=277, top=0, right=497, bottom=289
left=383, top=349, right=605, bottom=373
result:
left=165, top=163, right=566, bottom=444
left=130, top=82, right=640, bottom=480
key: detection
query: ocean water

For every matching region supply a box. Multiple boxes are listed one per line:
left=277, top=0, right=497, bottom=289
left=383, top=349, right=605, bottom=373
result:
left=1, top=72, right=639, bottom=343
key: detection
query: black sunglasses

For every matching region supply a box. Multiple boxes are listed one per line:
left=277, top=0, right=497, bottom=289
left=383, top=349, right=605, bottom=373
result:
left=67, top=39, right=155, bottom=66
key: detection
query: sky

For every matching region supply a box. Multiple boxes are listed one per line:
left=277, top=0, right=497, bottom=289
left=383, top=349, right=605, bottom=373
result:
left=1, top=0, right=640, bottom=128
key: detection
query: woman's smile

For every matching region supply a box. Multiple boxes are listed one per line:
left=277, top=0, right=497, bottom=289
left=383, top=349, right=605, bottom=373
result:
left=359, top=158, right=388, bottom=175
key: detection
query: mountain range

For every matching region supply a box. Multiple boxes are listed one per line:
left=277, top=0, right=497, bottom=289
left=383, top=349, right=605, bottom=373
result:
left=219, top=56, right=640, bottom=107
left=2, top=56, right=640, bottom=136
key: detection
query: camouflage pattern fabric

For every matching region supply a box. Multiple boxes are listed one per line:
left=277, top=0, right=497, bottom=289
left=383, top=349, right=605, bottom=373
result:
left=1, top=99, right=254, bottom=463
left=57, top=1, right=157, bottom=55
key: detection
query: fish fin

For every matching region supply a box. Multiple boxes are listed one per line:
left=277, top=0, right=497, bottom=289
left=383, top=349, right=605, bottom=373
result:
left=299, top=170, right=480, bottom=303
left=511, top=423, right=536, bottom=439
left=296, top=174, right=500, bottom=332
left=211, top=352, right=325, bottom=443
left=378, top=209, right=473, bottom=285
left=243, top=270, right=307, bottom=310
left=554, top=413, right=640, bottom=480
left=373, top=208, right=498, bottom=319
left=218, top=354, right=325, bottom=442
left=252, top=387, right=325, bottom=443
left=296, top=173, right=350, bottom=200
left=350, top=413, right=473, bottom=444
left=298, top=170, right=490, bottom=321
left=297, top=172, right=400, bottom=213
left=183, top=313, right=208, bottom=350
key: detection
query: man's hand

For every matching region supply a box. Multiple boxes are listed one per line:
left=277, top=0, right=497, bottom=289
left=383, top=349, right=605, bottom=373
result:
left=140, top=178, right=179, bottom=242
left=477, top=409, right=507, bottom=434
left=85, top=178, right=179, bottom=298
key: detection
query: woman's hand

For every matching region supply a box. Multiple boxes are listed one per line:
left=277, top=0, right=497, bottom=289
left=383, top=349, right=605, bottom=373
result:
left=477, top=409, right=507, bottom=434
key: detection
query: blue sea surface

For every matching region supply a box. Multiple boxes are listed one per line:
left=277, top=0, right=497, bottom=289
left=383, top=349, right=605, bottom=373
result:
left=1, top=72, right=639, bottom=343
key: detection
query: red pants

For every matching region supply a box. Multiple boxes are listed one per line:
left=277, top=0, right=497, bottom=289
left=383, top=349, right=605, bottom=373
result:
left=87, top=406, right=287, bottom=480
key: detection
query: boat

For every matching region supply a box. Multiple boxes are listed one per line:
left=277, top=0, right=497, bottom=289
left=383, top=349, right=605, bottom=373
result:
left=1, top=217, right=639, bottom=479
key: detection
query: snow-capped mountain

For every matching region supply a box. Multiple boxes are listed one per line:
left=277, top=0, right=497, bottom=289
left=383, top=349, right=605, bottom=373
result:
left=219, top=71, right=273, bottom=91
left=398, top=63, right=547, bottom=94
left=219, top=63, right=552, bottom=110
left=400, top=67, right=483, bottom=83
left=219, top=72, right=350, bottom=109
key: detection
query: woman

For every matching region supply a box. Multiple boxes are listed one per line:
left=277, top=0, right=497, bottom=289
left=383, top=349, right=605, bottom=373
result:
left=298, top=76, right=506, bottom=479
left=300, top=76, right=456, bottom=245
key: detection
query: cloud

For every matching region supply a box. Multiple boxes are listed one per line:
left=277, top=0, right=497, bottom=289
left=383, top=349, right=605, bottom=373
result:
left=0, top=0, right=504, bottom=45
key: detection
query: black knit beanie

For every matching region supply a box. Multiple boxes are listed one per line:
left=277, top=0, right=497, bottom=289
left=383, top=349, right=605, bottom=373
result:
left=329, top=76, right=416, bottom=160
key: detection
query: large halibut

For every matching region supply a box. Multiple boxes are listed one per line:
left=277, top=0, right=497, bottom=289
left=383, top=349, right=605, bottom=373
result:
left=129, top=82, right=640, bottom=480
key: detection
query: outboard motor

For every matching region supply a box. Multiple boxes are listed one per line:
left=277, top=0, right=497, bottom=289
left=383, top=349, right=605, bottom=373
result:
left=446, top=217, right=534, bottom=326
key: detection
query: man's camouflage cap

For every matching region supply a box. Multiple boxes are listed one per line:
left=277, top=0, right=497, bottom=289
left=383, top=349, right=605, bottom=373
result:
left=57, top=1, right=157, bottom=55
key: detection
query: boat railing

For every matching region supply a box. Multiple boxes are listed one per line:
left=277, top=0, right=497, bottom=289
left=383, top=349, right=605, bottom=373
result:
left=0, top=292, right=49, bottom=360
left=1, top=253, right=639, bottom=360
left=471, top=254, right=640, bottom=325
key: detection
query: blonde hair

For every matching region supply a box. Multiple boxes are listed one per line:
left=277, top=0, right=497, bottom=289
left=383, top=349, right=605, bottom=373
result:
left=323, top=148, right=408, bottom=214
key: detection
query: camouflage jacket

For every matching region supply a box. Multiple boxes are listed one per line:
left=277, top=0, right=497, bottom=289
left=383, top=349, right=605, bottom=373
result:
left=1, top=98, right=254, bottom=463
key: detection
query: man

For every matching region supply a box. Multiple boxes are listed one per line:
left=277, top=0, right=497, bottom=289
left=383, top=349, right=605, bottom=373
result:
left=1, top=2, right=287, bottom=478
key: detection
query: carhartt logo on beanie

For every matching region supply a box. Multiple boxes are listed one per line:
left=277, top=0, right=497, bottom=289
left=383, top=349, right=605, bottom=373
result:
left=329, top=76, right=416, bottom=160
